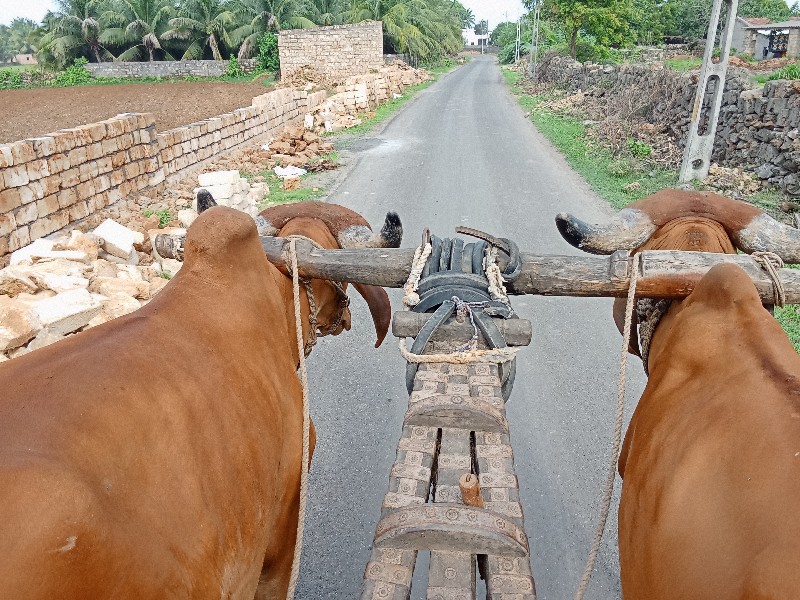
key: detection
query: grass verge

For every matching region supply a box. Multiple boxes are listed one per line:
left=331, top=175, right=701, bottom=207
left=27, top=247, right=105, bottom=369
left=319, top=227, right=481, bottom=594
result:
left=502, top=68, right=679, bottom=209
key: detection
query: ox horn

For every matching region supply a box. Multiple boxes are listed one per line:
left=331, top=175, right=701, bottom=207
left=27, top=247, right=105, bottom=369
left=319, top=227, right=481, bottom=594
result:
left=733, top=212, right=800, bottom=264
left=555, top=208, right=658, bottom=255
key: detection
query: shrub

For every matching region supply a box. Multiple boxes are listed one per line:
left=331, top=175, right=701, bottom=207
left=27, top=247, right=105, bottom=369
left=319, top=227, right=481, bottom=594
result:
left=54, top=58, right=93, bottom=87
left=627, top=138, right=652, bottom=158
left=0, top=69, right=23, bottom=90
left=226, top=56, right=245, bottom=78
left=607, top=156, right=637, bottom=178
left=257, top=33, right=280, bottom=73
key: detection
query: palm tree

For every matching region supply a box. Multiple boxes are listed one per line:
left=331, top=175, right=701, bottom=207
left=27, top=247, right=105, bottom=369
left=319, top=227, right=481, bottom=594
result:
left=38, top=0, right=115, bottom=66
left=305, top=0, right=344, bottom=25
left=162, top=0, right=237, bottom=60
left=99, top=0, right=175, bottom=61
left=229, top=0, right=315, bottom=59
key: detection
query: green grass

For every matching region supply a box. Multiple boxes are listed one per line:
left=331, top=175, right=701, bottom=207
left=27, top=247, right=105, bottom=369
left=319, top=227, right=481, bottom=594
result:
left=664, top=58, right=702, bottom=72
left=776, top=305, right=800, bottom=349
left=258, top=173, right=324, bottom=207
left=503, top=68, right=678, bottom=209
left=143, top=208, right=173, bottom=227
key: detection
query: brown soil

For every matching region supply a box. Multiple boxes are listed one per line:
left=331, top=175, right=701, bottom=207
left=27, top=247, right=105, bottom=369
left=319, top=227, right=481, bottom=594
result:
left=0, top=80, right=274, bottom=144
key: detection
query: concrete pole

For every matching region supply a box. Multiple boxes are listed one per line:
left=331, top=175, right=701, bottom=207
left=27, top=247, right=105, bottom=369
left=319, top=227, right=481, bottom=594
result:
left=678, top=0, right=739, bottom=183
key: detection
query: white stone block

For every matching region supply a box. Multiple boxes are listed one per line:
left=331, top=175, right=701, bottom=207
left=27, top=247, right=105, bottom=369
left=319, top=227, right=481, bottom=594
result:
left=93, top=219, right=145, bottom=259
left=198, top=169, right=240, bottom=186
left=149, top=277, right=169, bottom=297
left=29, top=272, right=90, bottom=294
left=161, top=259, right=182, bottom=278
left=0, top=296, right=42, bottom=352
left=194, top=183, right=235, bottom=200
left=34, top=289, right=104, bottom=336
left=30, top=249, right=91, bottom=264
left=86, top=293, right=142, bottom=328
left=10, top=238, right=55, bottom=266
left=27, top=329, right=65, bottom=352
left=178, top=209, right=198, bottom=228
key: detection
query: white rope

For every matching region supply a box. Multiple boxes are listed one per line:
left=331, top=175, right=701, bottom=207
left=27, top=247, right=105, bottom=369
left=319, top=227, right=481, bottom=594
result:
left=484, top=246, right=510, bottom=303
left=752, top=251, right=786, bottom=307
left=286, top=239, right=311, bottom=600
left=398, top=336, right=519, bottom=364
left=402, top=241, right=432, bottom=308
left=574, top=253, right=641, bottom=600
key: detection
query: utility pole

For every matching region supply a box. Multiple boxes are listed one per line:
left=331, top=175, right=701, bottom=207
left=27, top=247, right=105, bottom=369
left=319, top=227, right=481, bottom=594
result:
left=678, top=0, right=739, bottom=182
left=515, top=17, right=521, bottom=63
left=528, top=0, right=541, bottom=79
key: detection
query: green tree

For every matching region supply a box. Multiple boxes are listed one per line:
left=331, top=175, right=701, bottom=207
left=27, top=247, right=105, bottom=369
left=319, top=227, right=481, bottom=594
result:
left=8, top=18, right=39, bottom=55
left=304, top=0, right=345, bottom=25
left=162, top=0, right=237, bottom=60
left=456, top=4, right=475, bottom=29
left=230, top=0, right=315, bottom=58
left=541, top=0, right=634, bottom=58
left=739, top=0, right=792, bottom=21
left=474, top=19, right=488, bottom=35
left=0, top=25, right=13, bottom=62
left=38, top=0, right=115, bottom=66
left=99, top=0, right=175, bottom=61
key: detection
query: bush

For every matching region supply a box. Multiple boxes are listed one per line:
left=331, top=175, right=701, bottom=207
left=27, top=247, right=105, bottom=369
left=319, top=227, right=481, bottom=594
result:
left=226, top=56, right=245, bottom=78
left=627, top=138, right=652, bottom=158
left=0, top=68, right=23, bottom=90
left=257, top=33, right=279, bottom=73
left=607, top=156, right=637, bottom=177
left=54, top=58, right=93, bottom=87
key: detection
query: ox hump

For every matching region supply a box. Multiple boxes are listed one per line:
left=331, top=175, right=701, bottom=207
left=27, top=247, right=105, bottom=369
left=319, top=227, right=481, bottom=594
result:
left=183, top=207, right=262, bottom=270
left=688, top=263, right=762, bottom=310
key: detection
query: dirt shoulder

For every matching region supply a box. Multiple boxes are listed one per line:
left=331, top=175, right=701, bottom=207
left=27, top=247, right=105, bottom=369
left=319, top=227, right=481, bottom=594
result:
left=0, top=80, right=273, bottom=144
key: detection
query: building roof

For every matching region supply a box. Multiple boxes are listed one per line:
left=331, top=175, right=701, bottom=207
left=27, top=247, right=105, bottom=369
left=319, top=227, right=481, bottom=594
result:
left=744, top=19, right=800, bottom=29
left=740, top=17, right=771, bottom=25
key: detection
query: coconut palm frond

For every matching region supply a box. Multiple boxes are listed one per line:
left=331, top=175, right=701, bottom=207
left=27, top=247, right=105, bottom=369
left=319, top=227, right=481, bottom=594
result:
left=116, top=44, right=145, bottom=60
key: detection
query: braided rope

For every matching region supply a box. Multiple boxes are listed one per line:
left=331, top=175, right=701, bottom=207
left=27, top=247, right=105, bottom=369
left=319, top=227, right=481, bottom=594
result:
left=752, top=251, right=786, bottom=308
left=402, top=241, right=432, bottom=308
left=398, top=336, right=519, bottom=364
left=484, top=246, right=510, bottom=303
left=286, top=238, right=311, bottom=600
left=574, top=253, right=641, bottom=600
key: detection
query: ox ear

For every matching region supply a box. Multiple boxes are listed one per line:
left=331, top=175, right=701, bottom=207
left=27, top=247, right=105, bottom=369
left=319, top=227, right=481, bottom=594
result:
left=353, top=283, right=392, bottom=347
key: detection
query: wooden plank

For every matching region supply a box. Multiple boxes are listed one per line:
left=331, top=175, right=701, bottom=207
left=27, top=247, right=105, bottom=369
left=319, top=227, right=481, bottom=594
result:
left=392, top=312, right=532, bottom=347
left=404, top=395, right=509, bottom=433
left=428, top=428, right=475, bottom=599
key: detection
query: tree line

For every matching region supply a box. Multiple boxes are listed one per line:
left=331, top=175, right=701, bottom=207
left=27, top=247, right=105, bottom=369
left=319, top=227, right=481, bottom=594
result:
left=0, top=0, right=471, bottom=69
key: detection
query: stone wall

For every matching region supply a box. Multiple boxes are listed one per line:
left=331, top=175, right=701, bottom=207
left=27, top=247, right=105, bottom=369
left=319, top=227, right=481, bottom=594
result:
left=85, top=59, right=258, bottom=78
left=278, top=21, right=383, bottom=82
left=0, top=86, right=327, bottom=263
left=536, top=54, right=800, bottom=193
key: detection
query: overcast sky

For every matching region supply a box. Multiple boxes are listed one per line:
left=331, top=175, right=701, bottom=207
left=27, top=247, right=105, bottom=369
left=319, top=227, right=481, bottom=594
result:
left=0, top=0, right=795, bottom=28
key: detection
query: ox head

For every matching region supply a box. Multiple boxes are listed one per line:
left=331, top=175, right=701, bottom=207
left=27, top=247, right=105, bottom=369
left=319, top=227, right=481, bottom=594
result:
left=555, top=189, right=800, bottom=360
left=197, top=194, right=402, bottom=348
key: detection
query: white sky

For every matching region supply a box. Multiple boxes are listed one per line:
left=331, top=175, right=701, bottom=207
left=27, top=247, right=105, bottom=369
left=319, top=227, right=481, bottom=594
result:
left=0, top=0, right=56, bottom=26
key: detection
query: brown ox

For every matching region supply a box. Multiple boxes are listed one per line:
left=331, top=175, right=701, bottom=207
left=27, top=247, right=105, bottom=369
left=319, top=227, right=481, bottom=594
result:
left=556, top=190, right=800, bottom=600
left=0, top=202, right=401, bottom=599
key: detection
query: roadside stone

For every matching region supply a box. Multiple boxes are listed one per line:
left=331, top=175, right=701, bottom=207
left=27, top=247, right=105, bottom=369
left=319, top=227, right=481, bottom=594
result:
left=27, top=328, right=65, bottom=352
left=33, top=288, right=104, bottom=335
left=198, top=170, right=240, bottom=186
left=161, top=258, right=183, bottom=278
left=149, top=277, right=169, bottom=296
left=0, top=296, right=42, bottom=352
left=29, top=272, right=90, bottom=294
left=0, top=268, right=37, bottom=297
left=178, top=208, right=198, bottom=228
left=10, top=238, right=55, bottom=265
left=93, top=218, right=145, bottom=259
left=89, top=276, right=149, bottom=300
left=92, top=259, right=119, bottom=279
left=86, top=293, right=141, bottom=328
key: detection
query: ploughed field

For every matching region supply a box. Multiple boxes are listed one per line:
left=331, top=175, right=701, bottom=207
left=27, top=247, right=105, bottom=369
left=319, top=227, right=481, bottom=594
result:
left=0, top=80, right=274, bottom=144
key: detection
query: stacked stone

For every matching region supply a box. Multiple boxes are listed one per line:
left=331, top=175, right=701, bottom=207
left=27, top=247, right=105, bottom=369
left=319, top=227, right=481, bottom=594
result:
left=0, top=220, right=174, bottom=361
left=191, top=170, right=266, bottom=218
left=159, top=105, right=268, bottom=178
left=0, top=113, right=162, bottom=263
left=278, top=21, right=384, bottom=82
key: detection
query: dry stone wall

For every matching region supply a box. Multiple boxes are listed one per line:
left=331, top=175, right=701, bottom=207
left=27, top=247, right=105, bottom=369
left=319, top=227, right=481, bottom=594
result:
left=536, top=54, right=800, bottom=194
left=278, top=21, right=384, bottom=82
left=85, top=59, right=258, bottom=78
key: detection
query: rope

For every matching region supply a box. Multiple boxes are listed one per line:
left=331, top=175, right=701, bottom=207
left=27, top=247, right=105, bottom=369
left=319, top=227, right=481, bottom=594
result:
left=402, top=241, right=432, bottom=308
left=286, top=239, right=311, bottom=600
left=752, top=251, right=786, bottom=308
left=398, top=337, right=519, bottom=364
left=484, top=246, right=510, bottom=303
left=574, top=253, right=641, bottom=600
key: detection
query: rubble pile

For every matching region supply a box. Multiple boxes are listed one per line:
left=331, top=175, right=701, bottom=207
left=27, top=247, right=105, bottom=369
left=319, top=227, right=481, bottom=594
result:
left=0, top=219, right=182, bottom=361
left=191, top=170, right=267, bottom=219
left=702, top=164, right=762, bottom=196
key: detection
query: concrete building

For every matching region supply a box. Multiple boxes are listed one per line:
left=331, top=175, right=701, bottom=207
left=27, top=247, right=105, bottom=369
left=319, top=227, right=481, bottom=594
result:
left=742, top=19, right=800, bottom=60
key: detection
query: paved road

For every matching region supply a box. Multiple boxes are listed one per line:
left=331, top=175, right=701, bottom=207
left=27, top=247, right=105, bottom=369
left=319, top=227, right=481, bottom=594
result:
left=296, top=55, right=646, bottom=599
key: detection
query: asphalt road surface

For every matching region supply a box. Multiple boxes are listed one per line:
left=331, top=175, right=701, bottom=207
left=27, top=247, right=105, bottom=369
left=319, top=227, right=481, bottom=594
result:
left=296, top=55, right=647, bottom=600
